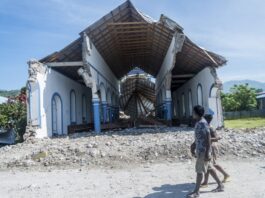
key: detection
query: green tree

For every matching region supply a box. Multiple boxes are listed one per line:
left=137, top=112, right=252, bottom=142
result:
left=221, top=84, right=257, bottom=111
left=221, top=92, right=238, bottom=111
left=0, top=88, right=27, bottom=142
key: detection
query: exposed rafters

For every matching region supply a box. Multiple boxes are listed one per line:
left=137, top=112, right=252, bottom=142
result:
left=39, top=0, right=227, bottom=83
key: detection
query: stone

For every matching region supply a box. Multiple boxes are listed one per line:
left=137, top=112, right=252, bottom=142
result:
left=32, top=151, right=48, bottom=161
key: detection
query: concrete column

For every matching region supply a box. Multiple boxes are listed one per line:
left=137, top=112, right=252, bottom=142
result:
left=164, top=98, right=172, bottom=121
left=92, top=98, right=101, bottom=133
left=102, top=101, right=108, bottom=124
left=164, top=90, right=172, bottom=121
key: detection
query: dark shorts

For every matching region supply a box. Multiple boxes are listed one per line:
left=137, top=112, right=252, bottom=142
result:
left=195, top=152, right=213, bottom=173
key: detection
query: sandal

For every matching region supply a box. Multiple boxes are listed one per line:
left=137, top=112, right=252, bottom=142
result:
left=187, top=192, right=200, bottom=198
left=200, top=184, right=208, bottom=188
left=212, top=185, right=224, bottom=193
left=223, top=175, right=231, bottom=183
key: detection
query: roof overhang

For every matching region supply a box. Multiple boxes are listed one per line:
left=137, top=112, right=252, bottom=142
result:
left=40, top=0, right=227, bottom=82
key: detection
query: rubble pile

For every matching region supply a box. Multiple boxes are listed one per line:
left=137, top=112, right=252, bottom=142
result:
left=0, top=127, right=264, bottom=170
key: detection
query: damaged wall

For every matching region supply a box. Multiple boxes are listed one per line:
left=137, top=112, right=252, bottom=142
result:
left=172, top=67, right=223, bottom=128
left=27, top=62, right=92, bottom=138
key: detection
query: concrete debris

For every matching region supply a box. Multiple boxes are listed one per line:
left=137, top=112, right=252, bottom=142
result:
left=0, top=127, right=264, bottom=170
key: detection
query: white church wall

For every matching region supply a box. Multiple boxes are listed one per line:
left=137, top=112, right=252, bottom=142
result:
left=155, top=36, right=176, bottom=94
left=172, top=67, right=223, bottom=128
left=33, top=68, right=92, bottom=138
left=85, top=36, right=119, bottom=95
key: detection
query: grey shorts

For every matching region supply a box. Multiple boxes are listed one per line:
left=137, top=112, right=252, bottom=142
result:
left=195, top=152, right=213, bottom=173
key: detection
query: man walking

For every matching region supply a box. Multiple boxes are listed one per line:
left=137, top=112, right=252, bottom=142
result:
left=187, top=105, right=224, bottom=198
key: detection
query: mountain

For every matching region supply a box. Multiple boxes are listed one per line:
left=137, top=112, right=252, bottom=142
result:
left=0, top=90, right=20, bottom=98
left=223, top=80, right=265, bottom=93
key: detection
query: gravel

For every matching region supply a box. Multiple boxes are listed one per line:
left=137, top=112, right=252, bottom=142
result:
left=0, top=127, right=264, bottom=170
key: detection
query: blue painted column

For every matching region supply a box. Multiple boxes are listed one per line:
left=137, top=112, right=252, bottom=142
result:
left=165, top=98, right=172, bottom=121
left=102, top=101, right=108, bottom=124
left=92, top=98, right=101, bottom=133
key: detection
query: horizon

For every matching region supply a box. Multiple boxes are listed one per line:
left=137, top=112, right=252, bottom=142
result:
left=1, top=0, right=265, bottom=90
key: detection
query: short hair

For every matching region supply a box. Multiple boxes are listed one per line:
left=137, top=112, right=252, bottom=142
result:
left=193, top=105, right=205, bottom=117
left=204, top=114, right=213, bottom=124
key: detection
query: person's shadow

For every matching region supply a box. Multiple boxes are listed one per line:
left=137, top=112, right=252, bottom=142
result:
left=134, top=183, right=194, bottom=198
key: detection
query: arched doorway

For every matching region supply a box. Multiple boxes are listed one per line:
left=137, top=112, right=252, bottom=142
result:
left=208, top=85, right=222, bottom=128
left=51, top=93, right=63, bottom=136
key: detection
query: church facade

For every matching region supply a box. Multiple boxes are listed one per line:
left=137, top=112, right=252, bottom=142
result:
left=26, top=1, right=226, bottom=138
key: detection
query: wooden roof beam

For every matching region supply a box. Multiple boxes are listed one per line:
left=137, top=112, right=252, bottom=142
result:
left=45, top=61, right=83, bottom=67
left=172, top=74, right=194, bottom=78
left=171, top=80, right=187, bottom=83
left=107, top=22, right=148, bottom=26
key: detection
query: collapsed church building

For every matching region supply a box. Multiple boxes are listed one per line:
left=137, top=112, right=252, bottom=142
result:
left=26, top=1, right=226, bottom=138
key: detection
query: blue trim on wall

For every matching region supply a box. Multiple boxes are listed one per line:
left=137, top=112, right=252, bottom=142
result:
left=70, top=89, right=77, bottom=125
left=51, top=92, right=63, bottom=135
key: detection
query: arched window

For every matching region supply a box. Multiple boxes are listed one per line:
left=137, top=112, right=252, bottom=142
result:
left=197, top=84, right=203, bottom=106
left=82, top=95, right=87, bottom=123
left=182, top=93, right=186, bottom=116
left=188, top=90, right=193, bottom=116
left=70, top=90, right=76, bottom=124
left=52, top=93, right=63, bottom=135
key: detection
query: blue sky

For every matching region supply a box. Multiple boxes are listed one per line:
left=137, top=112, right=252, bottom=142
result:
left=0, top=0, right=265, bottom=90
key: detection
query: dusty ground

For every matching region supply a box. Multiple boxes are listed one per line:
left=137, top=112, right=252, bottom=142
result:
left=0, top=159, right=264, bottom=198
left=0, top=127, right=265, bottom=197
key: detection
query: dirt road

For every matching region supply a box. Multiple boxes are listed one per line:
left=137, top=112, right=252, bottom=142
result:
left=1, top=159, right=264, bottom=198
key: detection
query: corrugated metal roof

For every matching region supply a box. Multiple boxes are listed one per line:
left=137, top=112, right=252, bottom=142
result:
left=257, top=94, right=265, bottom=99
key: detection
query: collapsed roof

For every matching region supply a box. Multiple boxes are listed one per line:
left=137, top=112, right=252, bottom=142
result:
left=120, top=74, right=155, bottom=118
left=40, top=0, right=227, bottom=81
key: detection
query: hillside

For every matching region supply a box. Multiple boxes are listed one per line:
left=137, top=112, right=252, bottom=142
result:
left=223, top=80, right=265, bottom=93
left=0, top=90, right=20, bottom=98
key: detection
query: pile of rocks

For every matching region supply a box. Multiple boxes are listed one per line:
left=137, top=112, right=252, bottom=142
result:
left=0, top=127, right=264, bottom=170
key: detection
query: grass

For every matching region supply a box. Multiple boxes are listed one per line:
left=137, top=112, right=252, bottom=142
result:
left=224, top=117, right=265, bottom=129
